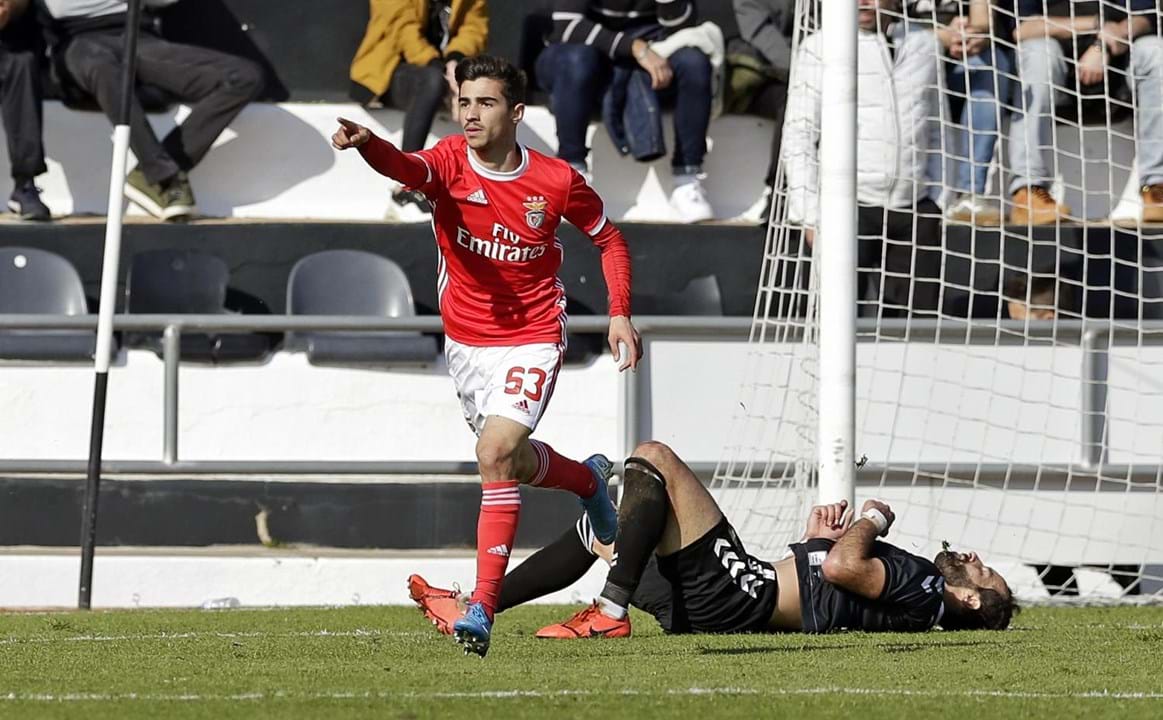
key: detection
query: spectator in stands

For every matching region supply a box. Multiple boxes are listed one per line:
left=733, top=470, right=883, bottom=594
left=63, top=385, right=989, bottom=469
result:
left=783, top=0, right=945, bottom=317
left=536, top=0, right=716, bottom=223
left=349, top=0, right=487, bottom=223
left=731, top=0, right=795, bottom=224
left=1010, top=0, right=1163, bottom=225
left=910, top=1, right=1014, bottom=226
left=0, top=0, right=50, bottom=220
left=42, top=0, right=264, bottom=222
left=1003, top=267, right=1081, bottom=320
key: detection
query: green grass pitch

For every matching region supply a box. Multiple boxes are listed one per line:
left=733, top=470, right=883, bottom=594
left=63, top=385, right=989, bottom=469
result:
left=2, top=604, right=1162, bottom=719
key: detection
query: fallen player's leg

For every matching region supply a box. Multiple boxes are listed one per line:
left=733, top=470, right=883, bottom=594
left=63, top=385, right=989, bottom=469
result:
left=409, top=516, right=601, bottom=634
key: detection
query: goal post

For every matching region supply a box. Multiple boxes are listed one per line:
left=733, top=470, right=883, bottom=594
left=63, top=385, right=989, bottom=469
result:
left=816, top=0, right=858, bottom=508
left=714, top=0, right=1163, bottom=603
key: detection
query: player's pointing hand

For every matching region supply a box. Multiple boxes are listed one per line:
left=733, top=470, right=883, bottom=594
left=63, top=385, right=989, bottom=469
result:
left=332, top=117, right=371, bottom=150
left=609, top=315, right=642, bottom=372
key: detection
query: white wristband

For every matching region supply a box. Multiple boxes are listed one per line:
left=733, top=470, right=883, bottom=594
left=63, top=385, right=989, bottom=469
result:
left=861, top=508, right=888, bottom=535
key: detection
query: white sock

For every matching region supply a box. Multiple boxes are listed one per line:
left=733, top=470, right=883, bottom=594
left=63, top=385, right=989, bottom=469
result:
left=673, top=173, right=699, bottom=189
left=596, top=596, right=627, bottom=620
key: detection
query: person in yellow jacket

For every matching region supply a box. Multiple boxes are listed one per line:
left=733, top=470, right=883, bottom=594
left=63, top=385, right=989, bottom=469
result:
left=350, top=0, right=488, bottom=221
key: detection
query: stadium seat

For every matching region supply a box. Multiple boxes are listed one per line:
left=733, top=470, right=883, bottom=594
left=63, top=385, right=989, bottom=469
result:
left=0, top=247, right=112, bottom=361
left=286, top=249, right=437, bottom=367
left=125, top=248, right=277, bottom=363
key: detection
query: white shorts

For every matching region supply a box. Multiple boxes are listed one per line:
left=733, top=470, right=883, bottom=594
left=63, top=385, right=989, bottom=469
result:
left=445, top=338, right=566, bottom=436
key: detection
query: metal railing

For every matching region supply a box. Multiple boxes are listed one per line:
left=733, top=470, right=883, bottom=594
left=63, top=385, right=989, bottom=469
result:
left=0, top=315, right=748, bottom=475
left=1, top=315, right=1160, bottom=479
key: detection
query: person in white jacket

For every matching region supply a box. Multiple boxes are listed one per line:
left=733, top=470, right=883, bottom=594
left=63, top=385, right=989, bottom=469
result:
left=782, top=0, right=944, bottom=317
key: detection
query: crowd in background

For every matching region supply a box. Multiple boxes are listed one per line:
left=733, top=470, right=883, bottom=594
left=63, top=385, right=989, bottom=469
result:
left=1, top=0, right=1161, bottom=320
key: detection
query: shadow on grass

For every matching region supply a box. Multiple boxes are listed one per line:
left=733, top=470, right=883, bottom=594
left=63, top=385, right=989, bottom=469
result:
left=700, top=638, right=1007, bottom=656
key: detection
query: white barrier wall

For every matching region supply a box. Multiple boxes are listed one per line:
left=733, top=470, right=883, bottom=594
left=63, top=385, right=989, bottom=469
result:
left=0, top=101, right=1145, bottom=223
left=2, top=340, right=1162, bottom=466
left=0, top=102, right=773, bottom=223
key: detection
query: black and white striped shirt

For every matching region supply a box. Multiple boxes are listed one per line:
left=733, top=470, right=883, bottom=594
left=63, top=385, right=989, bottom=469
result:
left=549, top=0, right=697, bottom=61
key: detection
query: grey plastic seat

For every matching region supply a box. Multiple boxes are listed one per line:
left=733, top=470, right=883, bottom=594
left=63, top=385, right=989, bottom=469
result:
left=287, top=250, right=437, bottom=366
left=125, top=249, right=277, bottom=363
left=0, top=247, right=110, bottom=361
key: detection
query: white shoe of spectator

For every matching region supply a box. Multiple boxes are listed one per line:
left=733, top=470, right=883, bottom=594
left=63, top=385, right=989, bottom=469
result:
left=387, top=189, right=432, bottom=223
left=670, top=175, right=713, bottom=224
left=734, top=186, right=773, bottom=225
left=945, top=194, right=1002, bottom=226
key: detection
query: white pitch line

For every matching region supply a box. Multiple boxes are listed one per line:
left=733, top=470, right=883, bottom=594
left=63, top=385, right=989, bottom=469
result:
left=2, top=687, right=1162, bottom=703
left=0, top=628, right=428, bottom=646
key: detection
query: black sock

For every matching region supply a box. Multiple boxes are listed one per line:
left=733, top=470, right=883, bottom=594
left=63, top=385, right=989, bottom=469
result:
left=601, top=457, right=669, bottom=608
left=496, top=517, right=598, bottom=613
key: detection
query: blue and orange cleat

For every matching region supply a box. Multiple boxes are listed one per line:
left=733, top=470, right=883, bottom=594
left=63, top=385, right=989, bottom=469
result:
left=452, top=602, right=493, bottom=657
left=580, top=454, right=617, bottom=544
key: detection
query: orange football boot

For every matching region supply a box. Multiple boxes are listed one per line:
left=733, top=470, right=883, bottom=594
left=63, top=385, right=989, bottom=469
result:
left=407, top=574, right=465, bottom=635
left=535, top=602, right=632, bottom=639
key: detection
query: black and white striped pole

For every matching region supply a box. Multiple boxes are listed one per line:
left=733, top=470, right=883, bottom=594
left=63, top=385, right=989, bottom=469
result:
left=79, top=0, right=144, bottom=610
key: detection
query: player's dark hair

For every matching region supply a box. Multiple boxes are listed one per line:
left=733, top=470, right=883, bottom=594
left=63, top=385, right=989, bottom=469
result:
left=455, top=55, right=527, bottom=108
left=941, top=588, right=1021, bottom=631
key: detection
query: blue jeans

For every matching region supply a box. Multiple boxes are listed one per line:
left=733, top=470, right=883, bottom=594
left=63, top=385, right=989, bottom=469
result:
left=945, top=46, right=1013, bottom=194
left=535, top=43, right=711, bottom=171
left=1009, top=36, right=1163, bottom=192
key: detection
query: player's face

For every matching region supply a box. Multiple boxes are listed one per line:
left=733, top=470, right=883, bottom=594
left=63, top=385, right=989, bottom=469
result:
left=934, top=550, right=1009, bottom=596
left=458, top=78, right=524, bottom=152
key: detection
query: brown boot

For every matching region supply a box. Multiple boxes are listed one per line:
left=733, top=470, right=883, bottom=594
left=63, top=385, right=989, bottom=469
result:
left=1010, top=186, right=1072, bottom=225
left=1141, top=184, right=1163, bottom=224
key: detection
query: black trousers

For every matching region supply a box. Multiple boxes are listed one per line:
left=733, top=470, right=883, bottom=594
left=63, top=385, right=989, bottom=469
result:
left=63, top=30, right=264, bottom=185
left=0, top=15, right=46, bottom=181
left=387, top=62, right=449, bottom=154
left=747, top=78, right=788, bottom=188
left=857, top=198, right=944, bottom=318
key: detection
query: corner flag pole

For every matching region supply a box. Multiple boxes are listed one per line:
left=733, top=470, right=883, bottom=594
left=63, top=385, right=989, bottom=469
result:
left=79, top=0, right=144, bottom=610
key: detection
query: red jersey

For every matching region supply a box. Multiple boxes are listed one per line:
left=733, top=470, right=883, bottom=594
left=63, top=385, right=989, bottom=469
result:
left=360, top=134, right=632, bottom=346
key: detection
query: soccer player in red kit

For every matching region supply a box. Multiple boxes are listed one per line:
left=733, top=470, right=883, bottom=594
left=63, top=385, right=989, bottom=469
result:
left=331, top=55, right=642, bottom=657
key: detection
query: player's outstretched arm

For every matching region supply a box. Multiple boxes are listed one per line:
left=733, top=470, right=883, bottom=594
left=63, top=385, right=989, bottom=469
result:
left=819, top=499, right=895, bottom=599
left=331, top=117, right=429, bottom=189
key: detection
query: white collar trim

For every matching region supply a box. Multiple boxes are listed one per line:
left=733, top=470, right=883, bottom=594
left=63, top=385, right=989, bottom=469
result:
left=467, top=143, right=528, bottom=182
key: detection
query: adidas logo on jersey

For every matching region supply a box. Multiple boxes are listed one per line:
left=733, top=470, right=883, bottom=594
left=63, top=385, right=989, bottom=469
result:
left=512, top=399, right=530, bottom=413
left=466, top=188, right=488, bottom=205
left=487, top=544, right=510, bottom=557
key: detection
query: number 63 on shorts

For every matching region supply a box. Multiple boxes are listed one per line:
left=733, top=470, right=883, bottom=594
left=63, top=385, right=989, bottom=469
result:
left=445, top=338, right=565, bottom=435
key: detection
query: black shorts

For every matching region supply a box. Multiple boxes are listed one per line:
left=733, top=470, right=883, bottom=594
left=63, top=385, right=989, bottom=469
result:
left=630, top=517, right=779, bottom=634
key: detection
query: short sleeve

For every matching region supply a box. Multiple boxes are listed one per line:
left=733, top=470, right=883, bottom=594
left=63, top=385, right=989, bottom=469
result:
left=562, top=168, right=608, bottom=236
left=876, top=545, right=945, bottom=608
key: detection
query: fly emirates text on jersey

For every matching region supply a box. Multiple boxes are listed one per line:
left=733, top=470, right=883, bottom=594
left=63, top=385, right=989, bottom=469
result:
left=455, top=223, right=548, bottom=263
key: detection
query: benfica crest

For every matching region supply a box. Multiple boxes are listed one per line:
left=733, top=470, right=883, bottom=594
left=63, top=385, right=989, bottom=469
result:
left=523, top=195, right=547, bottom=229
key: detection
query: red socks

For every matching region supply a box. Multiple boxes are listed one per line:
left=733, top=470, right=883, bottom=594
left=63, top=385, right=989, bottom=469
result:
left=529, top=440, right=597, bottom=498
left=471, top=481, right=521, bottom=616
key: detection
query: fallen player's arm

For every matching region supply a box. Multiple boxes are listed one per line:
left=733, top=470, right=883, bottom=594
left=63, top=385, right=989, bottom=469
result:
left=820, top=500, right=894, bottom=600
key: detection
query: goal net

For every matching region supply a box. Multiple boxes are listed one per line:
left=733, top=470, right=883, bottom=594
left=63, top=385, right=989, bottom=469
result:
left=711, top=0, right=1163, bottom=603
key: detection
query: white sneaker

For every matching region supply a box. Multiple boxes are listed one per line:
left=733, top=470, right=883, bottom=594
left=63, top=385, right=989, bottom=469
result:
left=386, top=189, right=432, bottom=223
left=734, top=186, right=773, bottom=225
left=945, top=194, right=1002, bottom=226
left=670, top=176, right=714, bottom=224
